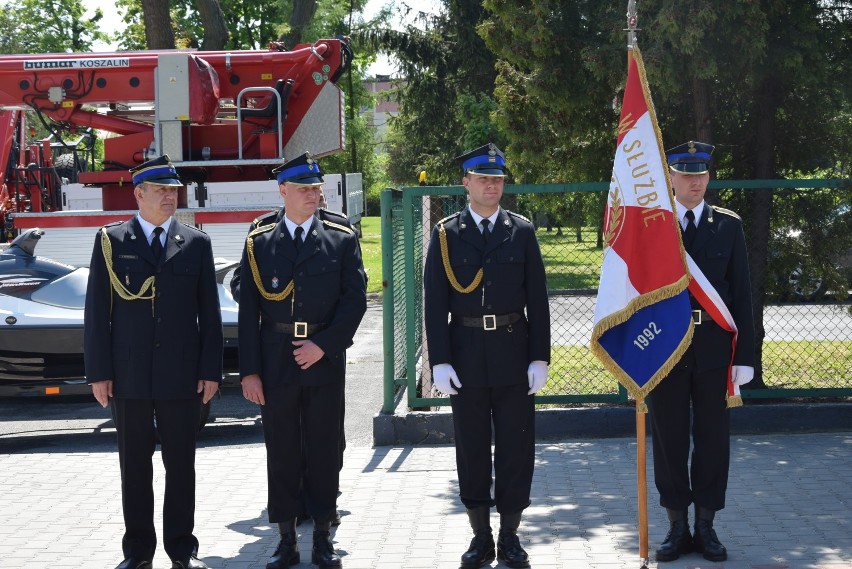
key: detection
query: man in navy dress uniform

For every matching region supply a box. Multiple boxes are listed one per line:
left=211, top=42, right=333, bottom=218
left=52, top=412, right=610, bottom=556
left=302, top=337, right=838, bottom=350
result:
left=84, top=155, right=223, bottom=569
left=423, top=143, right=550, bottom=569
left=229, top=170, right=353, bottom=529
left=648, top=141, right=756, bottom=563
left=238, top=152, right=367, bottom=569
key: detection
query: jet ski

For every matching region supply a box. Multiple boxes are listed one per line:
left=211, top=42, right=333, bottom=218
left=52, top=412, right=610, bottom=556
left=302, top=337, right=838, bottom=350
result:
left=0, top=228, right=239, bottom=397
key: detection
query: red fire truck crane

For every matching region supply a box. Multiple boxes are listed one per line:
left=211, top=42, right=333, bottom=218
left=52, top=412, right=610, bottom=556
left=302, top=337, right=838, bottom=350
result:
left=0, top=37, right=352, bottom=236
left=0, top=38, right=352, bottom=398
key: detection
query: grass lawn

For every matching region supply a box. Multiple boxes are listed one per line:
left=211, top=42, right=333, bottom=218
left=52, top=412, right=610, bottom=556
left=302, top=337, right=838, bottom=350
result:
left=539, top=341, right=852, bottom=397
left=359, top=217, right=382, bottom=295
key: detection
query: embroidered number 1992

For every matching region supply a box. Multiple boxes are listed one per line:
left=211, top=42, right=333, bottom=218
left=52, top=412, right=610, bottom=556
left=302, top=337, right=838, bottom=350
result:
left=633, top=322, right=662, bottom=350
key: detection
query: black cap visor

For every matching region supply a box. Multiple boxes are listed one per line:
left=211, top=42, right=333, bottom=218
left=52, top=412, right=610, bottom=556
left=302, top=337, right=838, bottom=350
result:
left=670, top=162, right=709, bottom=175
left=467, top=167, right=505, bottom=177
left=285, top=174, right=324, bottom=186
left=143, top=174, right=183, bottom=186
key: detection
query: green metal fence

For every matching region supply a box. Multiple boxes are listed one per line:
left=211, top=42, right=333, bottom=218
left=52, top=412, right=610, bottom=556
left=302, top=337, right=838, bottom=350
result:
left=381, top=180, right=852, bottom=413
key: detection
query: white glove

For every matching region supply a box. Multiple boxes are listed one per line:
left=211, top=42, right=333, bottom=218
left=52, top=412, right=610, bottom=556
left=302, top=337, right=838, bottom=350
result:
left=732, top=365, right=755, bottom=387
left=527, top=360, right=549, bottom=395
left=432, top=363, right=462, bottom=395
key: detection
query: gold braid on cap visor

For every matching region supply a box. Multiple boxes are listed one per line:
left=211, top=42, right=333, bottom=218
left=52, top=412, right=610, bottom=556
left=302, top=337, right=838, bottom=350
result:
left=439, top=222, right=483, bottom=294
left=246, top=224, right=295, bottom=301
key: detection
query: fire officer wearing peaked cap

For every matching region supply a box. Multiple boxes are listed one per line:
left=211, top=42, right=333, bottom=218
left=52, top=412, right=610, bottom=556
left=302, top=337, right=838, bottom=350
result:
left=229, top=159, right=355, bottom=529
left=84, top=154, right=223, bottom=569
left=648, top=141, right=755, bottom=563
left=423, top=143, right=550, bottom=569
left=238, top=152, right=367, bottom=569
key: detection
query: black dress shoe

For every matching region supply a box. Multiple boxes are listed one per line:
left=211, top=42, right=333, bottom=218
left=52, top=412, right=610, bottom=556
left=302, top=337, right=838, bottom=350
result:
left=116, top=559, right=152, bottom=569
left=655, top=508, right=693, bottom=562
left=693, top=519, right=727, bottom=561
left=655, top=519, right=693, bottom=561
left=497, top=530, right=529, bottom=568
left=460, top=533, right=496, bottom=568
left=171, top=556, right=210, bottom=569
left=267, top=532, right=300, bottom=568
left=312, top=530, right=342, bottom=568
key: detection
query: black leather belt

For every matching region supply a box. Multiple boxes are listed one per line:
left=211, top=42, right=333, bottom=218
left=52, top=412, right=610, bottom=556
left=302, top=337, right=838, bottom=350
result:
left=692, top=310, right=712, bottom=325
left=456, top=312, right=522, bottom=331
left=262, top=321, right=324, bottom=338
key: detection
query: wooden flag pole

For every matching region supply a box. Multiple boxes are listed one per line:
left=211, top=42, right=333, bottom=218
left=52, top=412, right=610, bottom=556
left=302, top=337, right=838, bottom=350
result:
left=637, top=404, right=650, bottom=568
left=625, top=6, right=650, bottom=569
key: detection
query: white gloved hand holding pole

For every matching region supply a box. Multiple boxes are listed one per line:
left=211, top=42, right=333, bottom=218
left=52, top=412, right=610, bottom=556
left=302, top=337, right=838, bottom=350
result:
left=731, top=365, right=755, bottom=387
left=527, top=360, right=549, bottom=395
left=432, top=363, right=462, bottom=395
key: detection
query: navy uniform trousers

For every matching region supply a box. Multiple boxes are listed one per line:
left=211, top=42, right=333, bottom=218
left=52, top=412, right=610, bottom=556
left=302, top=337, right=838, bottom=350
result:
left=261, top=382, right=345, bottom=522
left=646, top=346, right=730, bottom=511
left=451, top=384, right=536, bottom=513
left=113, top=398, right=202, bottom=561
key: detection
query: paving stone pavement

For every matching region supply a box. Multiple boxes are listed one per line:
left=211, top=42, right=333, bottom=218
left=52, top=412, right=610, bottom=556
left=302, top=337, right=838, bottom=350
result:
left=0, top=432, right=850, bottom=569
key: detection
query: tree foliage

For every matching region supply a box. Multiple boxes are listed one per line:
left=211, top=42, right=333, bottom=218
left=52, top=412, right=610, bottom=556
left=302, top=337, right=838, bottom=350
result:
left=356, top=1, right=502, bottom=186
left=0, top=0, right=109, bottom=53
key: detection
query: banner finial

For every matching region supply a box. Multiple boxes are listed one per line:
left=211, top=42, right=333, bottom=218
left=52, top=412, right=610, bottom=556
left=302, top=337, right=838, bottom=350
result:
left=626, top=0, right=639, bottom=49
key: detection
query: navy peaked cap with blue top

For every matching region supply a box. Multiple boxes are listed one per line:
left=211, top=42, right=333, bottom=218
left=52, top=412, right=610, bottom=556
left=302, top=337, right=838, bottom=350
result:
left=130, top=154, right=182, bottom=186
left=456, top=143, right=506, bottom=177
left=272, top=152, right=324, bottom=185
left=666, top=141, right=714, bottom=175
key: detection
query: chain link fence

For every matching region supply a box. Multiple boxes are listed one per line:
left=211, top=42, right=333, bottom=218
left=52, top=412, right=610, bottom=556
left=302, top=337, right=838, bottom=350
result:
left=381, top=182, right=852, bottom=413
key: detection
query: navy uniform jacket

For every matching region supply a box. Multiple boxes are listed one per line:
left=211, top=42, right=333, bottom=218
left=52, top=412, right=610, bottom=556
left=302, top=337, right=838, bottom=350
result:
left=237, top=214, right=367, bottom=390
left=84, top=217, right=224, bottom=399
left=688, top=205, right=755, bottom=370
left=424, top=207, right=550, bottom=387
left=230, top=207, right=356, bottom=299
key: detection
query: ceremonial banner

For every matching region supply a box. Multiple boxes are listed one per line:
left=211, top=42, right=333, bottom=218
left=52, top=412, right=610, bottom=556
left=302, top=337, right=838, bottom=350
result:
left=685, top=255, right=743, bottom=407
left=590, top=46, right=692, bottom=405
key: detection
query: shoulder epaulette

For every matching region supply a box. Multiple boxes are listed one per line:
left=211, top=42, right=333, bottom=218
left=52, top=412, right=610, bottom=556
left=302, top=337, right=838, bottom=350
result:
left=100, top=220, right=123, bottom=236
left=179, top=221, right=208, bottom=234
left=319, top=208, right=349, bottom=222
left=711, top=206, right=741, bottom=220
left=438, top=212, right=461, bottom=225
left=322, top=219, right=354, bottom=234
left=508, top=211, right=531, bottom=223
left=252, top=209, right=280, bottom=227
left=248, top=223, right=276, bottom=238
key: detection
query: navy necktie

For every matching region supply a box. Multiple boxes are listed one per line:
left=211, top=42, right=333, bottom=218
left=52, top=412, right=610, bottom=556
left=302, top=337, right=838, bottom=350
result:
left=294, top=226, right=304, bottom=252
left=480, top=219, right=491, bottom=245
left=683, top=210, right=697, bottom=248
left=151, top=226, right=164, bottom=261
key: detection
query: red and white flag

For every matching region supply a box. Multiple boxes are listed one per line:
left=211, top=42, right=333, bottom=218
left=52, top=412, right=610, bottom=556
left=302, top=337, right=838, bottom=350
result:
left=590, top=46, right=693, bottom=405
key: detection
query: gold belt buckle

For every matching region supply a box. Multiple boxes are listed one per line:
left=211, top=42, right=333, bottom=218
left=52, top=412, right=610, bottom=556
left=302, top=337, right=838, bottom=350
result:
left=294, top=321, right=309, bottom=338
left=692, top=310, right=702, bottom=325
left=483, top=314, right=497, bottom=331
